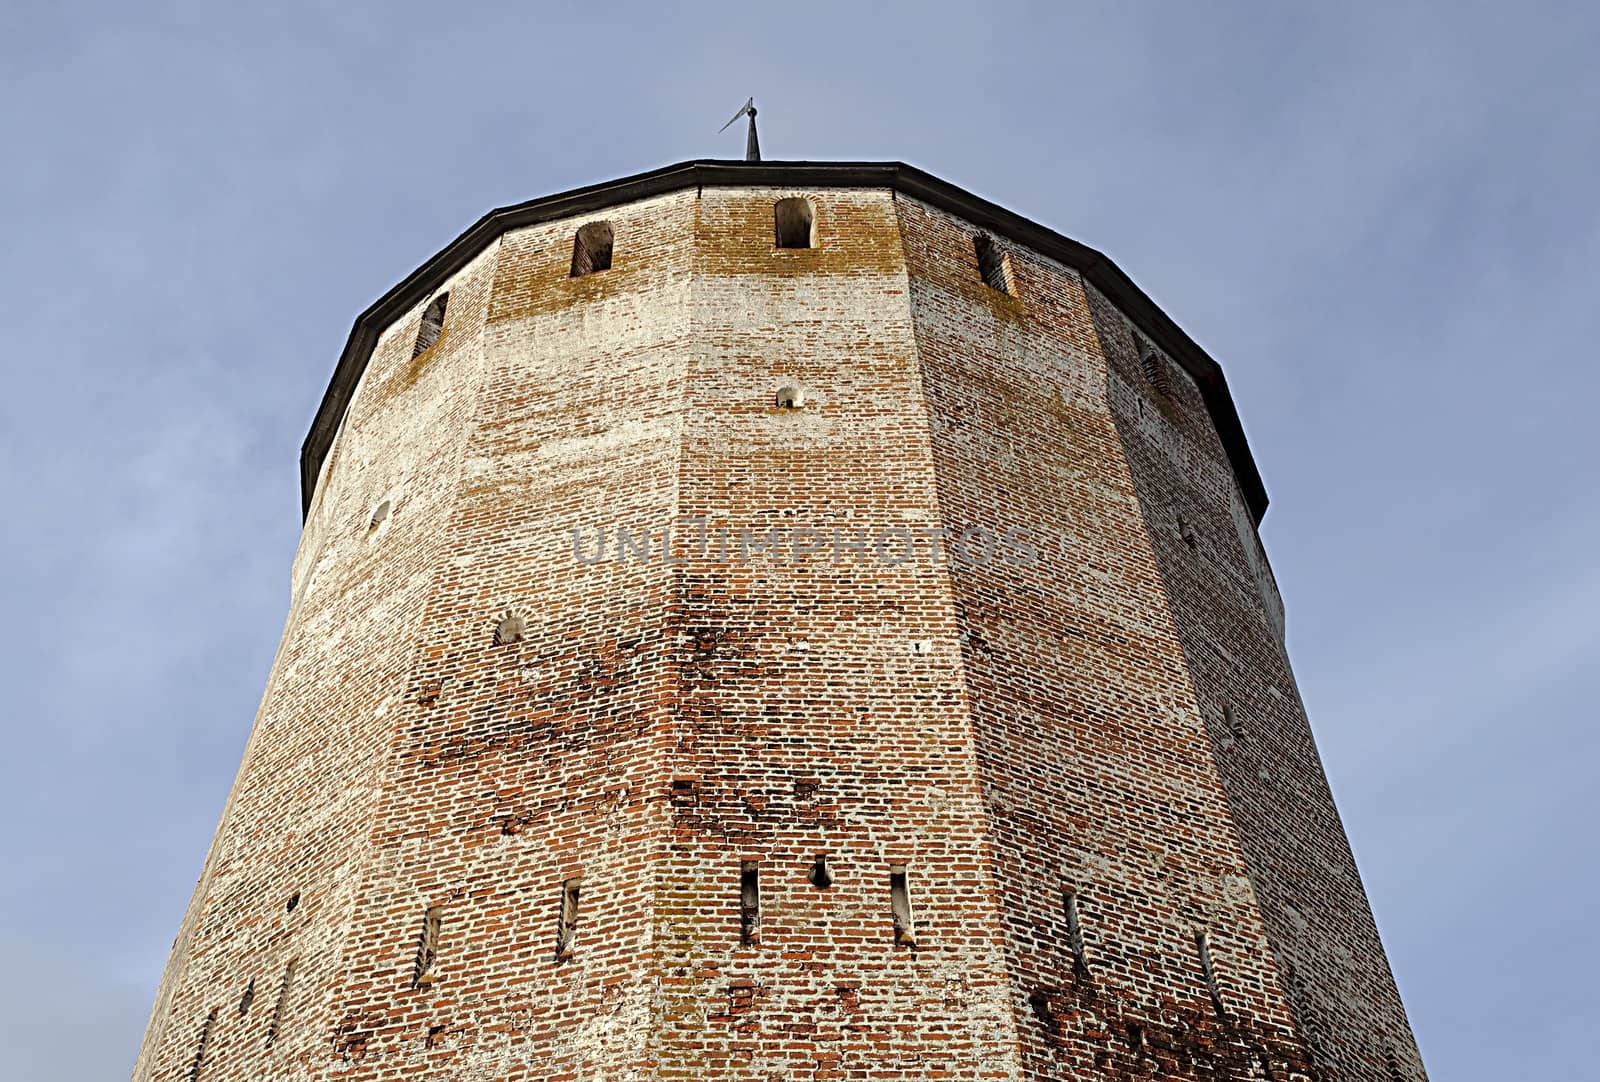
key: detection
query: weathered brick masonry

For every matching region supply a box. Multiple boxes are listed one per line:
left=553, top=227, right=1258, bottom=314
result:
left=133, top=161, right=1426, bottom=1081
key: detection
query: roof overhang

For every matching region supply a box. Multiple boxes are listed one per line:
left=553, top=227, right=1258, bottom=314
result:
left=300, top=160, right=1269, bottom=522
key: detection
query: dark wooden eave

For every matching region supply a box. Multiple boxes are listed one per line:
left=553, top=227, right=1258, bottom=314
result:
left=300, top=159, right=1270, bottom=522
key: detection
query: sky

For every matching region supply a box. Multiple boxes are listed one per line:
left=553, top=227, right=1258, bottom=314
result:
left=2, top=1, right=1596, bottom=1078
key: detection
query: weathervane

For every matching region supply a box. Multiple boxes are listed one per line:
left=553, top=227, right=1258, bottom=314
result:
left=719, top=97, right=760, bottom=161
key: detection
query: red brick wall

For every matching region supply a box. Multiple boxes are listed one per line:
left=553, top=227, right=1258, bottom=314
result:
left=310, top=190, right=702, bottom=1079
left=134, top=182, right=1423, bottom=1082
left=135, top=234, right=505, bottom=1081
left=1084, top=281, right=1427, bottom=1081
left=652, top=186, right=1022, bottom=1079
left=896, top=194, right=1317, bottom=1079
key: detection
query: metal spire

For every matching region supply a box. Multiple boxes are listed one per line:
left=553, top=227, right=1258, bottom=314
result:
left=719, top=97, right=760, bottom=161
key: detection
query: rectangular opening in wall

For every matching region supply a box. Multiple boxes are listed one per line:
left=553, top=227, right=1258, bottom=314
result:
left=1062, top=887, right=1089, bottom=978
left=412, top=293, right=448, bottom=357
left=1137, top=334, right=1172, bottom=396
left=413, top=907, right=442, bottom=988
left=186, top=1008, right=217, bottom=1082
left=265, top=959, right=296, bottom=1049
left=1196, top=930, right=1227, bottom=1020
left=1224, top=703, right=1245, bottom=740
left=774, top=197, right=815, bottom=249
left=974, top=234, right=1010, bottom=294
left=570, top=222, right=613, bottom=277
left=555, top=879, right=581, bottom=960
left=889, top=865, right=915, bottom=947
left=739, top=861, right=761, bottom=946
left=808, top=853, right=833, bottom=889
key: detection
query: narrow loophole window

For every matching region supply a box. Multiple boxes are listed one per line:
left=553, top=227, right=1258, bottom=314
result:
left=1224, top=703, right=1245, bottom=739
left=808, top=854, right=833, bottom=889
left=774, top=384, right=805, bottom=409
left=774, top=197, right=815, bottom=248
left=889, top=866, right=915, bottom=947
left=186, top=1008, right=217, bottom=1082
left=1062, top=888, right=1089, bottom=977
left=238, top=978, right=255, bottom=1016
left=1028, top=987, right=1054, bottom=1026
left=413, top=293, right=448, bottom=357
left=739, top=861, right=761, bottom=946
left=1196, top=931, right=1227, bottom=1020
left=571, top=222, right=614, bottom=277
left=265, top=960, right=296, bottom=1048
left=413, top=907, right=442, bottom=988
left=368, top=500, right=391, bottom=532
left=555, top=879, right=581, bottom=959
left=974, top=234, right=1009, bottom=294
left=1139, top=337, right=1172, bottom=396
left=1177, top=514, right=1198, bottom=550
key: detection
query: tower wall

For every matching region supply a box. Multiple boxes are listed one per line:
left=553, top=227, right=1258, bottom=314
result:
left=135, top=238, right=505, bottom=1081
left=135, top=169, right=1425, bottom=1082
left=315, top=187, right=701, bottom=1077
left=896, top=194, right=1311, bottom=1078
left=654, top=185, right=1024, bottom=1078
left=1085, top=283, right=1427, bottom=1080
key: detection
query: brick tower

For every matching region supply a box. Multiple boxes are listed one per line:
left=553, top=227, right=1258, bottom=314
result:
left=133, top=161, right=1426, bottom=1081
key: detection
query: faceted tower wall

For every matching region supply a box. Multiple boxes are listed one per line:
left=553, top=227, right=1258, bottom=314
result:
left=133, top=164, right=1425, bottom=1082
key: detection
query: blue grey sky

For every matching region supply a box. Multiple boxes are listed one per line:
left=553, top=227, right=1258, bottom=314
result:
left=2, top=2, right=1595, bottom=1078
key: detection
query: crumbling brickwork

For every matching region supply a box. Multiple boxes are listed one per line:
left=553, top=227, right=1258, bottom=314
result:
left=133, top=165, right=1424, bottom=1081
